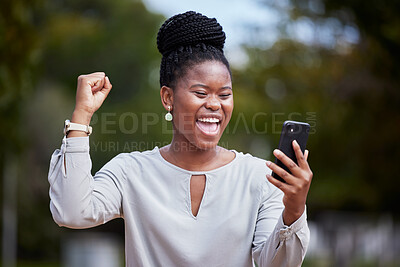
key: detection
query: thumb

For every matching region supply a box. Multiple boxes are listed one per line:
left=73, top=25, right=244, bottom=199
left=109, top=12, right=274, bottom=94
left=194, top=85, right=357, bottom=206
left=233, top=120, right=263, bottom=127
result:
left=99, top=76, right=112, bottom=98
left=104, top=76, right=112, bottom=90
left=93, top=76, right=112, bottom=110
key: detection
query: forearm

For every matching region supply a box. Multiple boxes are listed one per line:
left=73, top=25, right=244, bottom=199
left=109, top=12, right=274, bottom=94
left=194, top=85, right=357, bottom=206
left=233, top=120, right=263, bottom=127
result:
left=253, top=210, right=310, bottom=267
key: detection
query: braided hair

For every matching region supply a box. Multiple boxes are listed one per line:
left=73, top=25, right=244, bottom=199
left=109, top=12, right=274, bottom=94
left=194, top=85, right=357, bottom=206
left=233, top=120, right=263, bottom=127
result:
left=157, top=11, right=231, bottom=88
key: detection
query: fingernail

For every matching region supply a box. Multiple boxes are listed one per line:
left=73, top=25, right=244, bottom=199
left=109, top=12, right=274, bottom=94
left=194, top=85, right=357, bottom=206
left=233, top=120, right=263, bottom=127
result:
left=273, top=149, right=281, bottom=156
left=266, top=161, right=272, bottom=166
left=293, top=140, right=298, bottom=146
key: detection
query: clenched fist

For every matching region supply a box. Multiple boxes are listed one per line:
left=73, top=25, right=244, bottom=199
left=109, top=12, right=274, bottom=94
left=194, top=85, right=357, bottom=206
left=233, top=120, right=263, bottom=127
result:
left=69, top=72, right=112, bottom=137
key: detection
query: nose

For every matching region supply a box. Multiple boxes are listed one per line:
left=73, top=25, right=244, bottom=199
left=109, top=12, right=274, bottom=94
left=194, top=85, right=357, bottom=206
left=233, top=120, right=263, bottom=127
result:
left=205, top=95, right=221, bottom=111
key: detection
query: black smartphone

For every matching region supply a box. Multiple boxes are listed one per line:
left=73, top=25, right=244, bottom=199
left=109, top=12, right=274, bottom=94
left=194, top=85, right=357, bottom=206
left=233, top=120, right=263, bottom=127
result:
left=272, top=120, right=310, bottom=183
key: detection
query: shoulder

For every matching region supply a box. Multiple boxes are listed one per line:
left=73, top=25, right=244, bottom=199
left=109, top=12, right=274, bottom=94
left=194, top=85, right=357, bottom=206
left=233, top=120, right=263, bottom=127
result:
left=101, top=147, right=161, bottom=173
left=233, top=150, right=272, bottom=176
left=230, top=150, right=277, bottom=197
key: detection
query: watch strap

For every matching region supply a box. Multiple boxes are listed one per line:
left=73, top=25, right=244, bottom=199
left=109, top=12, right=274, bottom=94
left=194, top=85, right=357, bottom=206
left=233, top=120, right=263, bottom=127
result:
left=64, top=120, right=92, bottom=135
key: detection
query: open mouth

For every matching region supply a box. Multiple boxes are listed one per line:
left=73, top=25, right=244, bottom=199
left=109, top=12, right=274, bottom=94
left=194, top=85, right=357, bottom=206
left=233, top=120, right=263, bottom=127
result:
left=196, top=117, right=221, bottom=136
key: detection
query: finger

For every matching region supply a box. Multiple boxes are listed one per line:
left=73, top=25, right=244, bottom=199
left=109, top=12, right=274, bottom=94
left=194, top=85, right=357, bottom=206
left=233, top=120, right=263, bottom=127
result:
left=304, top=150, right=309, bottom=161
left=273, top=148, right=300, bottom=174
left=266, top=160, right=295, bottom=184
left=84, top=72, right=105, bottom=90
left=266, top=174, right=288, bottom=192
left=91, top=72, right=106, bottom=76
left=92, top=77, right=105, bottom=92
left=292, top=140, right=308, bottom=169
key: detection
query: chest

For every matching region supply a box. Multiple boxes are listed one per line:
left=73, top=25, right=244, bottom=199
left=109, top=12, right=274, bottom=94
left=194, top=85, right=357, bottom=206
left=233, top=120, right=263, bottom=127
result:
left=124, top=171, right=260, bottom=224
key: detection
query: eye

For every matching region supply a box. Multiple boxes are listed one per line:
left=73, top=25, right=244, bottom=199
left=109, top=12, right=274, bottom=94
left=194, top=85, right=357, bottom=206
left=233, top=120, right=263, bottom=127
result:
left=195, top=91, right=207, bottom=97
left=219, top=93, right=232, bottom=98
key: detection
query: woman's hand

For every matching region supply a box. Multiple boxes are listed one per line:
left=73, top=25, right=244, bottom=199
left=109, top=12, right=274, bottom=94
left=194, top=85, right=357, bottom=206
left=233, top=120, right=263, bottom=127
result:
left=72, top=72, right=112, bottom=125
left=266, top=140, right=313, bottom=226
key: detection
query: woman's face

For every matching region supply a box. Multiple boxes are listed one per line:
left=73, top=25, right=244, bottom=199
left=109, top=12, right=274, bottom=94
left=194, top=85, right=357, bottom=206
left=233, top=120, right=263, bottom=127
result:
left=171, top=60, right=233, bottom=150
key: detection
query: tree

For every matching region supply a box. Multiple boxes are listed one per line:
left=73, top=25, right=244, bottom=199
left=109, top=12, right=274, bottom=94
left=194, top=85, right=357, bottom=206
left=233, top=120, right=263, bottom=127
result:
left=237, top=0, right=400, bottom=215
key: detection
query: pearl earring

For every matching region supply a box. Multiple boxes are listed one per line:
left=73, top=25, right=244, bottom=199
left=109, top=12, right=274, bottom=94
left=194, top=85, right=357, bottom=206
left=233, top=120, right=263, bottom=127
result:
left=165, top=106, right=173, bottom=121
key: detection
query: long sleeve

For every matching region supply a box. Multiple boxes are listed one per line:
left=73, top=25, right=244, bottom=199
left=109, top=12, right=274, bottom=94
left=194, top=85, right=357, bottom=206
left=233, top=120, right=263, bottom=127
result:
left=252, top=184, right=310, bottom=267
left=48, top=136, right=124, bottom=229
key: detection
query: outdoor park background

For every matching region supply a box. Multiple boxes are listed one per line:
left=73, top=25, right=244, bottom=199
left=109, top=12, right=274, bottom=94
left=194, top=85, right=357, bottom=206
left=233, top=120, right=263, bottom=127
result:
left=1, top=0, right=400, bottom=266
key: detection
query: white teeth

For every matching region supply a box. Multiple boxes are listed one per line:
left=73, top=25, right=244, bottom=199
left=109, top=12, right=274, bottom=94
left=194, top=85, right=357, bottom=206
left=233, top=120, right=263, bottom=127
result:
left=198, top=118, right=220, bottom=123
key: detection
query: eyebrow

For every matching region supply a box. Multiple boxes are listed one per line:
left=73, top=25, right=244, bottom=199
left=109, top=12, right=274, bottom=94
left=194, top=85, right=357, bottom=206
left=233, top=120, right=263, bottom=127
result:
left=190, top=84, right=232, bottom=90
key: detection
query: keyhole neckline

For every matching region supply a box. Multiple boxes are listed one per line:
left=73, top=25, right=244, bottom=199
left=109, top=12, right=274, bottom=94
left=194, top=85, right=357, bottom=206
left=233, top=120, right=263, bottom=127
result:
left=189, top=174, right=207, bottom=218
left=156, top=147, right=238, bottom=175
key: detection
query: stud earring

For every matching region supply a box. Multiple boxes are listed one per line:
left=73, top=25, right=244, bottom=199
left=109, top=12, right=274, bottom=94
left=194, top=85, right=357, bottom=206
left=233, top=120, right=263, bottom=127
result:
left=165, top=106, right=173, bottom=121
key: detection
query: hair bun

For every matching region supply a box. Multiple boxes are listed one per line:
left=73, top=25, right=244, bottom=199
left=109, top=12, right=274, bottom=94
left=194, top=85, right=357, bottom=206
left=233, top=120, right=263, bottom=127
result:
left=157, top=11, right=226, bottom=56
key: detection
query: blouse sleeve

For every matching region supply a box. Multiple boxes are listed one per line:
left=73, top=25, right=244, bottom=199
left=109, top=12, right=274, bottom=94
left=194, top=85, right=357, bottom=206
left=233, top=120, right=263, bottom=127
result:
left=48, top=136, right=125, bottom=229
left=252, top=183, right=310, bottom=267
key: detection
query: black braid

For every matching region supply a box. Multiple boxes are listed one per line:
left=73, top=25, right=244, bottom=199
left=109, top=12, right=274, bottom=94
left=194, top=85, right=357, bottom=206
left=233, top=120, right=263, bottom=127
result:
left=157, top=11, right=231, bottom=88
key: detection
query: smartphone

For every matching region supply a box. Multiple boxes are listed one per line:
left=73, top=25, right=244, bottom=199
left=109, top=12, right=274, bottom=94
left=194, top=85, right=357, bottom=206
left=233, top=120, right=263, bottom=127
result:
left=272, top=120, right=310, bottom=183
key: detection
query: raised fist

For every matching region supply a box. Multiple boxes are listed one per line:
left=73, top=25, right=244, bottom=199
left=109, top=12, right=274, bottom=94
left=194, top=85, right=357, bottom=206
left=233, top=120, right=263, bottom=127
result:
left=72, top=72, right=112, bottom=125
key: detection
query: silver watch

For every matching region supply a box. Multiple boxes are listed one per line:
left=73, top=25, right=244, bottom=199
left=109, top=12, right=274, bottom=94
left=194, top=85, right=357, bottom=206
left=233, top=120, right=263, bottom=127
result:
left=64, top=119, right=92, bottom=135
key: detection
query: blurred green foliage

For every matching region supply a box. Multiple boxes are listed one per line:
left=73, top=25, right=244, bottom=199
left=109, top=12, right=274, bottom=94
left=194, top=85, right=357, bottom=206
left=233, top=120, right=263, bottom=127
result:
left=249, top=0, right=400, bottom=216
left=1, top=0, right=400, bottom=263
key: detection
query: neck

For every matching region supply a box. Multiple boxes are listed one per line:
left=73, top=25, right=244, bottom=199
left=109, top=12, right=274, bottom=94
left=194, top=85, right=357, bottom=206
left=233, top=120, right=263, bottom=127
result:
left=165, top=135, right=221, bottom=171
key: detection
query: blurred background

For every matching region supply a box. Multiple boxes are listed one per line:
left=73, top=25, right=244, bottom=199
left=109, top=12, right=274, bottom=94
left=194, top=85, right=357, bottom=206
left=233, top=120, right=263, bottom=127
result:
left=1, top=0, right=400, bottom=266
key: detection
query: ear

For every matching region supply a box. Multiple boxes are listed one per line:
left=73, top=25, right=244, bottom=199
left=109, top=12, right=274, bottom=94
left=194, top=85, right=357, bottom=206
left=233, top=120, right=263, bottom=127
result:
left=160, top=85, right=174, bottom=110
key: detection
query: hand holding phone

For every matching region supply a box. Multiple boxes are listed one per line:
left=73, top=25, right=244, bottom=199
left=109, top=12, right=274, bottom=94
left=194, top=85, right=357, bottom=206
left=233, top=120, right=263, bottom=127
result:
left=266, top=120, right=313, bottom=225
left=272, top=120, right=310, bottom=182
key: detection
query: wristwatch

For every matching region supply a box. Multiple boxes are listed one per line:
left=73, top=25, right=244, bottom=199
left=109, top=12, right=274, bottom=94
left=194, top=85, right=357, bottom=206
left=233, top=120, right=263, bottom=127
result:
left=64, top=119, right=92, bottom=136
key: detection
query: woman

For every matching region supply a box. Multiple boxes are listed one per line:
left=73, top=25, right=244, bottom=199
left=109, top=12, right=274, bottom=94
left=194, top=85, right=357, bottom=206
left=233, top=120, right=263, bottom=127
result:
left=49, top=11, right=312, bottom=266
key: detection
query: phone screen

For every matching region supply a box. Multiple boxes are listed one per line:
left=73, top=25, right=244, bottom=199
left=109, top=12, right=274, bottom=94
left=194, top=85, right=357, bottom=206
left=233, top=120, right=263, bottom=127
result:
left=272, top=120, right=310, bottom=183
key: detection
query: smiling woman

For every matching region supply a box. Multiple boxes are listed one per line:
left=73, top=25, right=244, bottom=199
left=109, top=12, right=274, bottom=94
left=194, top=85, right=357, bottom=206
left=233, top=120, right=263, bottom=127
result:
left=48, top=11, right=312, bottom=267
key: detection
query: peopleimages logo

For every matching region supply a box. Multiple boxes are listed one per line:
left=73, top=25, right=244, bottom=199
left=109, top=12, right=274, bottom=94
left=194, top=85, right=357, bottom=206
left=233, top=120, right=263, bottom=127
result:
left=90, top=111, right=317, bottom=136
left=90, top=140, right=232, bottom=152
left=224, top=112, right=317, bottom=135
